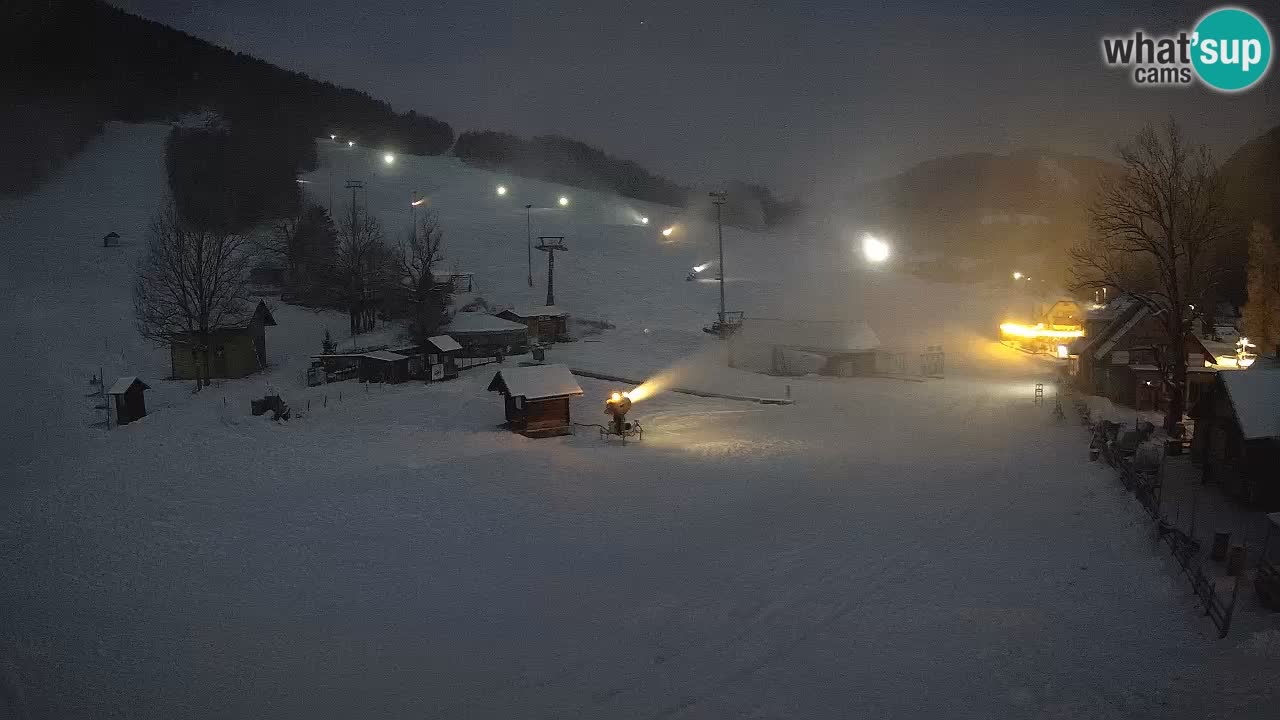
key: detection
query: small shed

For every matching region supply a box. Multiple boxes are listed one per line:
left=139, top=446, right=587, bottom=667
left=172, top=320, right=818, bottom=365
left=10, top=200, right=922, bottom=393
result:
left=107, top=376, right=149, bottom=425
left=359, top=350, right=410, bottom=384
left=488, top=363, right=583, bottom=437
left=497, top=306, right=570, bottom=343
left=422, top=335, right=462, bottom=381
left=445, top=312, right=530, bottom=356
left=102, top=231, right=120, bottom=247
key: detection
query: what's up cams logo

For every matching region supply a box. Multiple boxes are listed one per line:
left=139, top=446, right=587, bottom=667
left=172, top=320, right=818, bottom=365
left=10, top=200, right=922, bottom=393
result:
left=1102, top=6, right=1272, bottom=92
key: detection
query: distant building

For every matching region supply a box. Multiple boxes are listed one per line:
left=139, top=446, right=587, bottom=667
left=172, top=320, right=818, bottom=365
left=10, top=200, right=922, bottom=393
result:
left=359, top=350, right=410, bottom=384
left=496, top=305, right=570, bottom=343
left=729, top=318, right=880, bottom=376
left=444, top=312, right=529, bottom=356
left=106, top=376, right=149, bottom=425
left=170, top=300, right=277, bottom=380
left=488, top=364, right=583, bottom=437
left=1193, top=368, right=1280, bottom=505
left=102, top=231, right=120, bottom=247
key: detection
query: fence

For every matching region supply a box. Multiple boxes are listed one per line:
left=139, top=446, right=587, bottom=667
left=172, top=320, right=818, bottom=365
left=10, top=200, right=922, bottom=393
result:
left=1076, top=395, right=1243, bottom=638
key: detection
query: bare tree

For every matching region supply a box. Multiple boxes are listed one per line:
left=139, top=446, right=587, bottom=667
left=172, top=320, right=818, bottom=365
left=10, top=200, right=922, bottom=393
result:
left=134, top=199, right=252, bottom=389
left=333, top=202, right=388, bottom=335
left=1070, top=119, right=1233, bottom=432
left=399, top=209, right=452, bottom=347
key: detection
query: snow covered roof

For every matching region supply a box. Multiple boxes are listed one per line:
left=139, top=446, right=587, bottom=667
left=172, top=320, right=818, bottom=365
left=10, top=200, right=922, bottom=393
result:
left=488, top=364, right=583, bottom=400
left=364, top=350, right=408, bottom=362
left=446, top=312, right=529, bottom=334
left=1093, top=304, right=1150, bottom=359
left=1221, top=369, right=1280, bottom=440
left=426, top=335, right=462, bottom=353
left=106, top=376, right=149, bottom=395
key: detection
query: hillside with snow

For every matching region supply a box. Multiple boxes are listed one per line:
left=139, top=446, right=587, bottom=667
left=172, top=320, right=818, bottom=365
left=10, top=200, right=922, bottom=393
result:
left=2, top=126, right=1277, bottom=719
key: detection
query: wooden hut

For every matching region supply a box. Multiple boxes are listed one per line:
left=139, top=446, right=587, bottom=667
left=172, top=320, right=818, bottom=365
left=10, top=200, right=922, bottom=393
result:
left=487, top=364, right=583, bottom=437
left=423, top=335, right=462, bottom=381
left=497, top=306, right=570, bottom=343
left=170, top=300, right=277, bottom=380
left=445, top=312, right=530, bottom=356
left=107, top=376, right=149, bottom=425
left=359, top=350, right=410, bottom=384
left=1193, top=368, right=1280, bottom=505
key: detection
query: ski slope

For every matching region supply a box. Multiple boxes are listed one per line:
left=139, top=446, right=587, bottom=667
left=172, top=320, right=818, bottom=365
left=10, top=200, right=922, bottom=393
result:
left=1, top=126, right=1277, bottom=719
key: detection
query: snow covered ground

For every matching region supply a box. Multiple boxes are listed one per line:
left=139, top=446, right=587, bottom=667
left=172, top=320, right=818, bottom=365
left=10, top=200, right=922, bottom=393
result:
left=2, top=126, right=1277, bottom=718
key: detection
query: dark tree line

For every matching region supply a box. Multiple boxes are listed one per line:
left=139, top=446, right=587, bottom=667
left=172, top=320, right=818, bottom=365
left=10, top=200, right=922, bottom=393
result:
left=455, top=131, right=690, bottom=208
left=2, top=0, right=453, bottom=196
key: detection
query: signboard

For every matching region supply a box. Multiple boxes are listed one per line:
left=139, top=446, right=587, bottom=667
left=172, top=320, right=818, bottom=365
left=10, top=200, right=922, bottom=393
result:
left=1111, top=351, right=1129, bottom=365
left=431, top=363, right=444, bottom=381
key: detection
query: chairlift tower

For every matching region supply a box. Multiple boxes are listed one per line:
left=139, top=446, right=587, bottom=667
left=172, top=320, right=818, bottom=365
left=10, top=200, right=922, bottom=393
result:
left=536, top=236, right=567, bottom=306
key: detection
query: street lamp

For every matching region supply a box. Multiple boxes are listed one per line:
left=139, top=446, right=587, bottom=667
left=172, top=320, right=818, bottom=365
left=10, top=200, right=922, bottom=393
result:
left=330, top=134, right=337, bottom=141
left=861, top=234, right=890, bottom=263
left=348, top=140, right=355, bottom=148
left=640, top=216, right=649, bottom=225
left=496, top=184, right=508, bottom=196
left=383, top=152, right=395, bottom=165
left=1012, top=271, right=1023, bottom=280
left=558, top=195, right=569, bottom=207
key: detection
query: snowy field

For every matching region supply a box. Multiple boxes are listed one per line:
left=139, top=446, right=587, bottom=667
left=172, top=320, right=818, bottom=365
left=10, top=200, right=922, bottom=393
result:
left=2, top=124, right=1277, bottom=718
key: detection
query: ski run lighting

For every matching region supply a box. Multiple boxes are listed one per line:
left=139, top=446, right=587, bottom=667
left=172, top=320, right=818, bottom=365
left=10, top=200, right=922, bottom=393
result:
left=348, top=140, right=355, bottom=147
left=383, top=152, right=396, bottom=165
left=641, top=216, right=649, bottom=224
left=862, top=234, right=890, bottom=263
left=558, top=196, right=570, bottom=206
left=999, top=322, right=1084, bottom=340
left=692, top=263, right=710, bottom=273
left=496, top=185, right=508, bottom=196
left=410, top=197, right=426, bottom=207
left=662, top=226, right=675, bottom=237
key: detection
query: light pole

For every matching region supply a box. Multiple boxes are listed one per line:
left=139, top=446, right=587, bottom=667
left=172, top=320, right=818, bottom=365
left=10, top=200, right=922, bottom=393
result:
left=525, top=204, right=533, bottom=287
left=710, top=191, right=727, bottom=327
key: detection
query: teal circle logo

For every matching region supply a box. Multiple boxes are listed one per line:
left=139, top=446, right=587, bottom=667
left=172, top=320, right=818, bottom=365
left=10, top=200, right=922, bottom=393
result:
left=1192, top=7, right=1272, bottom=92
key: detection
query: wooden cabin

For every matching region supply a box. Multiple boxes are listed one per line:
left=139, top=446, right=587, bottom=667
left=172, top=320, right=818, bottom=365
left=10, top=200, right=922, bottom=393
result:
left=107, top=376, right=149, bottom=425
left=488, top=364, right=583, bottom=437
left=359, top=350, right=410, bottom=384
left=170, top=301, right=277, bottom=380
left=422, top=335, right=462, bottom=381
left=1193, top=368, right=1280, bottom=506
left=445, top=312, right=530, bottom=356
left=496, top=306, right=570, bottom=343
left=1069, top=300, right=1215, bottom=410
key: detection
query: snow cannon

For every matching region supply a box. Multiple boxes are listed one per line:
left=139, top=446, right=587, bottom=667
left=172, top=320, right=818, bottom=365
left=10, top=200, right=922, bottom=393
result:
left=603, top=391, right=642, bottom=441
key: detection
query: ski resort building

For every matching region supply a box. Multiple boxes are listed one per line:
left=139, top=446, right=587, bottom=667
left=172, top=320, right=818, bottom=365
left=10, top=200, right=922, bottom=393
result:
left=488, top=364, right=583, bottom=437
left=1067, top=300, right=1216, bottom=411
left=169, top=300, right=277, bottom=380
left=444, top=312, right=530, bottom=356
left=729, top=318, right=880, bottom=376
left=496, top=306, right=570, bottom=343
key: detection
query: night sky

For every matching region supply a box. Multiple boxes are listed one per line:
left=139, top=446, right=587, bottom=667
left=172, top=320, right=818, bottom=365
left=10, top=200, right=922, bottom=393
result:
left=116, top=0, right=1276, bottom=197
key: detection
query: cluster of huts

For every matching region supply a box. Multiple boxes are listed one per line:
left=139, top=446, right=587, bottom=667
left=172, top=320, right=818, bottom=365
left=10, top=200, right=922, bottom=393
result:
left=1065, top=295, right=1280, bottom=507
